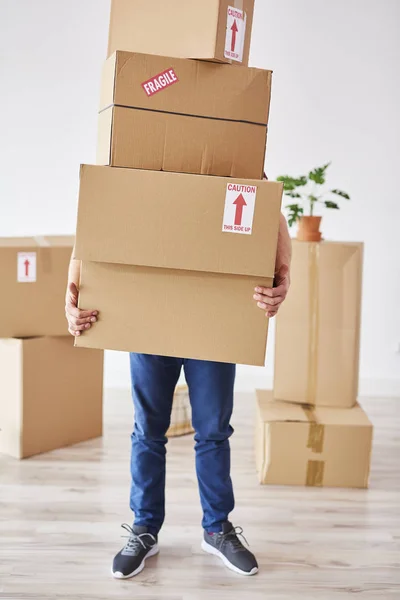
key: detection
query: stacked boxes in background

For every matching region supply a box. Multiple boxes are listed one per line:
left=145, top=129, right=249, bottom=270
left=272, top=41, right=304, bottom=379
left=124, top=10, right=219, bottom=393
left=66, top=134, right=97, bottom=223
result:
left=74, top=0, right=284, bottom=367
left=0, top=237, right=104, bottom=459
left=256, top=241, right=374, bottom=488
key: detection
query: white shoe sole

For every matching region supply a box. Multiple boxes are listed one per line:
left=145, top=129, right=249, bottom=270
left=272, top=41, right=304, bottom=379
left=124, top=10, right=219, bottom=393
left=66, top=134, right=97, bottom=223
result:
left=112, top=544, right=159, bottom=579
left=201, top=540, right=258, bottom=576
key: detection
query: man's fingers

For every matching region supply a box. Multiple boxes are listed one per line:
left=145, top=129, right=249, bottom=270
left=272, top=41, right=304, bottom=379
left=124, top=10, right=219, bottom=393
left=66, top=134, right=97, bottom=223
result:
left=68, top=326, right=81, bottom=337
left=68, top=322, right=92, bottom=332
left=254, top=295, right=284, bottom=309
left=73, top=316, right=97, bottom=326
left=255, top=284, right=287, bottom=298
left=66, top=302, right=97, bottom=320
left=266, top=310, right=278, bottom=318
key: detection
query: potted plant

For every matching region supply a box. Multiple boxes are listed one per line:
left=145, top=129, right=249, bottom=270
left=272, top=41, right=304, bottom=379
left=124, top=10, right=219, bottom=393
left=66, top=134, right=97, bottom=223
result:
left=277, top=162, right=350, bottom=241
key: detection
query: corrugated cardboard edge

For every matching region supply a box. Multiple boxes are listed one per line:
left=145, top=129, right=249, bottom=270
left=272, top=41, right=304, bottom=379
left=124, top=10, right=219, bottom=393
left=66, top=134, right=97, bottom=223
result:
left=352, top=243, right=364, bottom=402
left=0, top=339, right=24, bottom=459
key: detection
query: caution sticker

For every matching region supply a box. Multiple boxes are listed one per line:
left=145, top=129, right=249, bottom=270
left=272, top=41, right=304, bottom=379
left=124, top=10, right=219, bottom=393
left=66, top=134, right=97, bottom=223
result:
left=224, top=6, right=246, bottom=62
left=141, top=68, right=179, bottom=97
left=222, top=183, right=257, bottom=235
left=17, top=252, right=37, bottom=283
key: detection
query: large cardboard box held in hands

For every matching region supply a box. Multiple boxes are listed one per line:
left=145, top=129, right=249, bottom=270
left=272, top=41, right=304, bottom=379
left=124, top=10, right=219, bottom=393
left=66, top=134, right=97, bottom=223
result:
left=98, top=51, right=271, bottom=179
left=74, top=165, right=283, bottom=366
left=0, top=236, right=74, bottom=338
left=255, top=390, right=373, bottom=488
left=108, top=0, right=255, bottom=65
left=274, top=241, right=363, bottom=408
left=0, top=337, right=103, bottom=459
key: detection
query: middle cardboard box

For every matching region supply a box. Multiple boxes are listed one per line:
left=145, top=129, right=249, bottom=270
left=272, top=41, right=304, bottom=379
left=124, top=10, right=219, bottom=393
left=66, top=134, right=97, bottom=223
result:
left=97, top=51, right=272, bottom=179
left=74, top=166, right=283, bottom=366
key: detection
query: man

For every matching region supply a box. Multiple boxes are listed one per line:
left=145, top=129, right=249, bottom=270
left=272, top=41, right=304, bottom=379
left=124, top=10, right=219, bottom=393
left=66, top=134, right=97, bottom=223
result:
left=66, top=212, right=291, bottom=578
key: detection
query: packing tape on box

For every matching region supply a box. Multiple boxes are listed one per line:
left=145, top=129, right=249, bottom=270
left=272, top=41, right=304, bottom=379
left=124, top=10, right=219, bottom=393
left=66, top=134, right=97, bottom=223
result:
left=33, top=235, right=52, bottom=273
left=303, top=405, right=325, bottom=487
left=306, top=243, right=320, bottom=405
left=33, top=236, right=51, bottom=247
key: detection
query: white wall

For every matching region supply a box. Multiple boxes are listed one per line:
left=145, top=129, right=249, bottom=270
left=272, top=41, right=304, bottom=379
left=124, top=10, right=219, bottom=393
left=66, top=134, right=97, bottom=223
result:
left=1, top=1, right=399, bottom=395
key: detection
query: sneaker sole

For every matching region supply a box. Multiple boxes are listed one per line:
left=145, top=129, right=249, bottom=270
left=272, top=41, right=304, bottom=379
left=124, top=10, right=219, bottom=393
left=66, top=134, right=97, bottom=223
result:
left=112, top=544, right=159, bottom=579
left=201, top=540, right=258, bottom=576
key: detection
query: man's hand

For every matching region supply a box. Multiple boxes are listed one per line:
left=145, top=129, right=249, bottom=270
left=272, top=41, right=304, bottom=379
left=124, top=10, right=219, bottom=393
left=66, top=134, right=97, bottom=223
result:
left=65, top=282, right=98, bottom=337
left=253, top=264, right=290, bottom=318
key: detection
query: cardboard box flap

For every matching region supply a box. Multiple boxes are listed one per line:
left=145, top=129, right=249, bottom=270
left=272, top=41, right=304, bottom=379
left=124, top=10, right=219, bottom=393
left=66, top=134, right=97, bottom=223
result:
left=256, top=390, right=311, bottom=423
left=75, top=166, right=282, bottom=279
left=256, top=390, right=372, bottom=427
left=100, top=51, right=272, bottom=125
left=0, top=236, right=74, bottom=248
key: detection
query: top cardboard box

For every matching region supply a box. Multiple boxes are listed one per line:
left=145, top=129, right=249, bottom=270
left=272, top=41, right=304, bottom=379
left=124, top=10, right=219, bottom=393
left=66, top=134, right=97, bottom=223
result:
left=0, top=236, right=73, bottom=338
left=108, top=0, right=255, bottom=65
left=98, top=51, right=271, bottom=178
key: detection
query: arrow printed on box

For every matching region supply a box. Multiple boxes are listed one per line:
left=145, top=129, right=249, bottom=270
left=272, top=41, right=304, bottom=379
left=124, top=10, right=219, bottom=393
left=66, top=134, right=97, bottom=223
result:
left=231, top=19, right=239, bottom=52
left=233, top=193, right=247, bottom=226
left=24, top=259, right=30, bottom=277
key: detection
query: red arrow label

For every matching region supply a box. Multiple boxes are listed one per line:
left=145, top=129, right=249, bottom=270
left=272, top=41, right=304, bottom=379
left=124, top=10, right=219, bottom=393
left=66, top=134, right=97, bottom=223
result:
left=24, top=259, right=30, bottom=277
left=233, top=193, right=247, bottom=226
left=231, top=19, right=239, bottom=52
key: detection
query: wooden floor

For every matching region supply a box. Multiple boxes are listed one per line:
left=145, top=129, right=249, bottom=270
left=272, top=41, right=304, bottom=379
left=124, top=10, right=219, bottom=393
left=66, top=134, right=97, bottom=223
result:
left=0, top=391, right=399, bottom=600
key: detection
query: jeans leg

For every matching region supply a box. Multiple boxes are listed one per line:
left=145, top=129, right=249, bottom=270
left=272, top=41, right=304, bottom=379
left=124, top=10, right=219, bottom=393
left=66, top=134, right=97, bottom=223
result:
left=183, top=359, right=236, bottom=533
left=130, top=353, right=182, bottom=535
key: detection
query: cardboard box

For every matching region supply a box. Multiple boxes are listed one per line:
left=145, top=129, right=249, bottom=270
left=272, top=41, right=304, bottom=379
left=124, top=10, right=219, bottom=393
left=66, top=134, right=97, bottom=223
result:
left=108, top=0, right=255, bottom=66
left=74, top=165, right=283, bottom=366
left=255, top=390, right=373, bottom=488
left=98, top=51, right=271, bottom=179
left=274, top=241, right=363, bottom=408
left=0, top=337, right=103, bottom=459
left=167, top=385, right=194, bottom=438
left=0, top=236, right=74, bottom=338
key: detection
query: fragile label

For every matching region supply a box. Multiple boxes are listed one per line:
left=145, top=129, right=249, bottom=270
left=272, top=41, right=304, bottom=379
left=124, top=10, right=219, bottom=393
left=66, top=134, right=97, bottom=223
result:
left=17, top=252, right=37, bottom=283
left=222, top=183, right=257, bottom=235
left=224, top=6, right=246, bottom=62
left=141, top=68, right=179, bottom=97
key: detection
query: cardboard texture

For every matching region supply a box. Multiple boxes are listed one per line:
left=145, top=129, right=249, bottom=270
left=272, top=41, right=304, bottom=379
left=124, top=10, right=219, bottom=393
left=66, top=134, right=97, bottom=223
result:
left=98, top=51, right=271, bottom=178
left=255, top=390, right=373, bottom=488
left=167, top=385, right=194, bottom=438
left=0, top=337, right=104, bottom=459
left=74, top=165, right=283, bottom=365
left=274, top=241, right=363, bottom=408
left=0, top=236, right=74, bottom=338
left=107, top=0, right=255, bottom=65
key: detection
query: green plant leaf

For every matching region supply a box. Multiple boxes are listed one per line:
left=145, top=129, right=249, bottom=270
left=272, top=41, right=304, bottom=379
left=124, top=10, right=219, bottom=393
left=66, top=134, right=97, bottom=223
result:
left=293, top=176, right=308, bottom=187
left=277, top=175, right=308, bottom=191
left=285, top=191, right=302, bottom=199
left=286, top=204, right=303, bottom=227
left=309, top=195, right=319, bottom=203
left=331, top=189, right=350, bottom=200
left=324, top=200, right=340, bottom=209
left=309, top=162, right=331, bottom=185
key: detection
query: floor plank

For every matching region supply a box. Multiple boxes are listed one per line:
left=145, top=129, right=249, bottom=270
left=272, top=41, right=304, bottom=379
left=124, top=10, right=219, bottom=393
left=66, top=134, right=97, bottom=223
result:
left=0, top=391, right=399, bottom=599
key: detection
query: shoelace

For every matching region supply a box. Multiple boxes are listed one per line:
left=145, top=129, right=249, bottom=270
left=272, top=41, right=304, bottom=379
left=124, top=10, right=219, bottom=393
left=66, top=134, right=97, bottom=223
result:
left=121, top=523, right=156, bottom=555
left=221, top=526, right=249, bottom=551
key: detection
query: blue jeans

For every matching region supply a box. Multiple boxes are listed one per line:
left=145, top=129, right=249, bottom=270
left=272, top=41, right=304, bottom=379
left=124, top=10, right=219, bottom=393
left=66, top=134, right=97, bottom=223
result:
left=129, top=353, right=236, bottom=535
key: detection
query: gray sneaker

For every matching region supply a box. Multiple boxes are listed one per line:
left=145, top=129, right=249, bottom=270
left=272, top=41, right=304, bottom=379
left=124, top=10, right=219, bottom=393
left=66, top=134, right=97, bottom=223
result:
left=202, top=521, right=258, bottom=576
left=112, top=524, right=159, bottom=579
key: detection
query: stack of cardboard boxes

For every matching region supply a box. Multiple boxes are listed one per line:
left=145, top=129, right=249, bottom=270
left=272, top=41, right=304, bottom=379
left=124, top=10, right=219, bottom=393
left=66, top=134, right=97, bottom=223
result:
left=256, top=241, right=374, bottom=488
left=74, top=0, right=284, bottom=367
left=0, top=237, right=103, bottom=459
